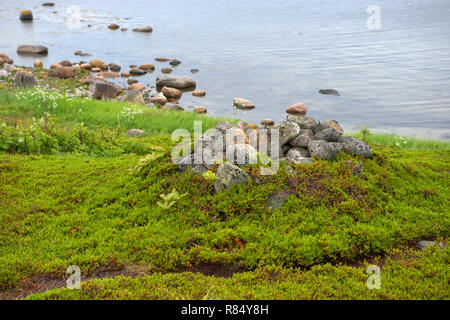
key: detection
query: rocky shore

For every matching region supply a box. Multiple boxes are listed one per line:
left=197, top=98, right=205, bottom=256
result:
left=1, top=49, right=373, bottom=195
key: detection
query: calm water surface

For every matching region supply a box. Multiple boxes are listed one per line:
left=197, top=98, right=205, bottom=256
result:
left=1, top=0, right=449, bottom=139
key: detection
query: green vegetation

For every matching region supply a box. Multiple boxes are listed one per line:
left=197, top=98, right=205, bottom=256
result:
left=0, top=88, right=233, bottom=136
left=351, top=126, right=450, bottom=151
left=0, top=86, right=449, bottom=300
left=26, top=247, right=450, bottom=300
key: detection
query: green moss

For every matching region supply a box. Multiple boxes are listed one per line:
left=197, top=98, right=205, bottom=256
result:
left=0, top=86, right=448, bottom=299
left=26, top=247, right=450, bottom=300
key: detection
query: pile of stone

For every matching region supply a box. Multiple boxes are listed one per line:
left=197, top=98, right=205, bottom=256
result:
left=177, top=102, right=372, bottom=192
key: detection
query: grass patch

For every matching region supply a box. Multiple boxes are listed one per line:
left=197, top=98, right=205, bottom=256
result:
left=0, top=88, right=234, bottom=136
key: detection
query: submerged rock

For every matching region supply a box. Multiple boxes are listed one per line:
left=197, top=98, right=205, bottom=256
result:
left=214, top=163, right=251, bottom=193
left=233, top=98, right=255, bottom=110
left=108, top=24, right=120, bottom=30
left=192, top=89, right=206, bottom=97
left=156, top=75, right=196, bottom=90
left=139, top=64, right=155, bottom=71
left=161, top=67, right=172, bottom=74
left=169, top=59, right=181, bottom=66
left=17, top=45, right=48, bottom=55
left=129, top=67, right=147, bottom=76
left=319, top=89, right=340, bottom=96
left=19, top=10, right=33, bottom=21
left=132, top=26, right=153, bottom=33
left=109, top=63, right=121, bottom=72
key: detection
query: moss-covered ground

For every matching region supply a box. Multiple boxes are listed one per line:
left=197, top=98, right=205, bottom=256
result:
left=0, top=86, right=448, bottom=300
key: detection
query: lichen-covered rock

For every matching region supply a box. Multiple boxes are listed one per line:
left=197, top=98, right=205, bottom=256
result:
left=339, top=136, right=372, bottom=158
left=289, top=129, right=313, bottom=148
left=214, top=163, right=251, bottom=192
left=177, top=154, right=208, bottom=175
left=286, top=148, right=312, bottom=164
left=14, top=71, right=37, bottom=87
left=225, top=143, right=258, bottom=166
left=287, top=115, right=321, bottom=134
left=320, top=120, right=344, bottom=135
left=308, top=140, right=343, bottom=160
left=313, top=127, right=340, bottom=142
left=274, top=121, right=300, bottom=146
left=215, top=121, right=238, bottom=134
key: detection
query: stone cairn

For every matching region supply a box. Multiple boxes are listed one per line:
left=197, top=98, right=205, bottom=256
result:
left=177, top=102, right=372, bottom=192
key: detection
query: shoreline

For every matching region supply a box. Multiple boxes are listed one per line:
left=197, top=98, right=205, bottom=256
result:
left=1, top=58, right=449, bottom=146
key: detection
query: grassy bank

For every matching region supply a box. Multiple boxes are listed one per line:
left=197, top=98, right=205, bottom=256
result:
left=0, top=87, right=449, bottom=299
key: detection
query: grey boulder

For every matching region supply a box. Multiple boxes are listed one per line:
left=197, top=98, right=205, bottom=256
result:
left=274, top=121, right=301, bottom=146
left=287, top=115, right=321, bottom=134
left=214, top=163, right=251, bottom=193
left=339, top=136, right=372, bottom=158
left=308, top=140, right=343, bottom=160
left=313, top=127, right=340, bottom=142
